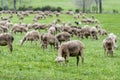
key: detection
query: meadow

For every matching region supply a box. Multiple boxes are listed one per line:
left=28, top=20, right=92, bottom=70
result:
left=1, top=0, right=120, bottom=12
left=0, top=12, right=120, bottom=80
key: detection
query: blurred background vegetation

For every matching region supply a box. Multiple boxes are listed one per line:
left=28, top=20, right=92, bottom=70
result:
left=0, top=0, right=119, bottom=13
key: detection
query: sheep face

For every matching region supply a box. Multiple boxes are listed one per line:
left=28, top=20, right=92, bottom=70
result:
left=55, top=57, right=65, bottom=63
left=103, top=37, right=114, bottom=56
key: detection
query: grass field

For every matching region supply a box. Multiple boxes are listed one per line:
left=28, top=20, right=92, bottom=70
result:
left=0, top=13, right=120, bottom=80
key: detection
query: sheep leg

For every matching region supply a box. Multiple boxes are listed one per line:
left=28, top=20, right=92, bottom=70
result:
left=76, top=56, right=79, bottom=66
left=34, top=39, right=37, bottom=46
left=64, top=56, right=69, bottom=65
left=8, top=44, right=12, bottom=53
left=104, top=49, right=106, bottom=56
left=107, top=50, right=109, bottom=56
left=21, top=37, right=26, bottom=45
left=96, top=36, right=98, bottom=40
left=80, top=49, right=84, bottom=64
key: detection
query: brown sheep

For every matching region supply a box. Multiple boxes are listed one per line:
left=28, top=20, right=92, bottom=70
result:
left=90, top=27, right=98, bottom=40
left=68, top=27, right=78, bottom=37
left=11, top=24, right=28, bottom=34
left=0, top=26, right=8, bottom=33
left=41, top=33, right=59, bottom=50
left=20, top=30, right=40, bottom=45
left=0, top=33, right=14, bottom=53
left=79, top=25, right=90, bottom=39
left=98, top=29, right=107, bottom=35
left=108, top=33, right=117, bottom=48
left=48, top=26, right=56, bottom=35
left=55, top=40, right=84, bottom=66
left=103, top=37, right=114, bottom=56
left=56, top=32, right=71, bottom=44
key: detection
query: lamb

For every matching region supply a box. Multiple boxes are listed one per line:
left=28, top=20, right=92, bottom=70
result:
left=55, top=40, right=84, bottom=66
left=56, top=32, right=71, bottom=44
left=90, top=27, right=98, bottom=40
left=103, top=37, right=114, bottom=56
left=20, top=30, right=40, bottom=45
left=0, top=33, right=14, bottom=53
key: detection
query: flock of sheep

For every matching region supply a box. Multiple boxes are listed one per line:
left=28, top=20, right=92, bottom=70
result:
left=0, top=10, right=117, bottom=66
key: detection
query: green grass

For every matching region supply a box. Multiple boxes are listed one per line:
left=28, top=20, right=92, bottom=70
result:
left=1, top=0, right=120, bottom=12
left=0, top=13, right=120, bottom=80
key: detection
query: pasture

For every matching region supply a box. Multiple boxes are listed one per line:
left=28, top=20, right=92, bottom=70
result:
left=0, top=12, right=119, bottom=80
left=2, top=0, right=120, bottom=12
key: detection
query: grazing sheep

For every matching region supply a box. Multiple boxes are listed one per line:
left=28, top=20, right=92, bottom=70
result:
left=20, top=30, right=40, bottom=45
left=98, top=28, right=107, bottom=35
left=55, top=40, right=84, bottom=66
left=48, top=26, right=56, bottom=35
left=103, top=37, right=114, bottom=56
left=95, top=24, right=107, bottom=36
left=68, top=27, right=78, bottom=37
left=41, top=33, right=59, bottom=50
left=0, top=33, right=14, bottom=53
left=56, top=32, right=71, bottom=44
left=80, top=25, right=90, bottom=39
left=55, top=24, right=62, bottom=33
left=0, top=26, right=8, bottom=33
left=11, top=24, right=28, bottom=34
left=34, top=24, right=47, bottom=31
left=90, top=27, right=98, bottom=40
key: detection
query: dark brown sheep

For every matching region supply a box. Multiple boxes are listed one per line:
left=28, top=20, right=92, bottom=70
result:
left=0, top=33, right=14, bottom=53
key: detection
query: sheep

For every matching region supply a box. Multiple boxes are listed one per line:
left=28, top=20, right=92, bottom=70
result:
left=0, top=26, right=8, bottom=33
left=54, top=24, right=62, bottom=33
left=41, top=33, right=59, bottom=50
left=48, top=26, right=56, bottom=35
left=103, top=37, right=114, bottom=56
left=55, top=40, right=84, bottom=66
left=68, top=27, right=78, bottom=37
left=98, top=28, right=107, bottom=35
left=20, top=30, right=40, bottom=45
left=0, top=33, right=14, bottom=53
left=90, top=27, right=98, bottom=40
left=34, top=24, right=47, bottom=31
left=79, top=25, right=90, bottom=39
left=56, top=32, right=71, bottom=44
left=11, top=24, right=28, bottom=34
left=108, top=33, right=117, bottom=48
